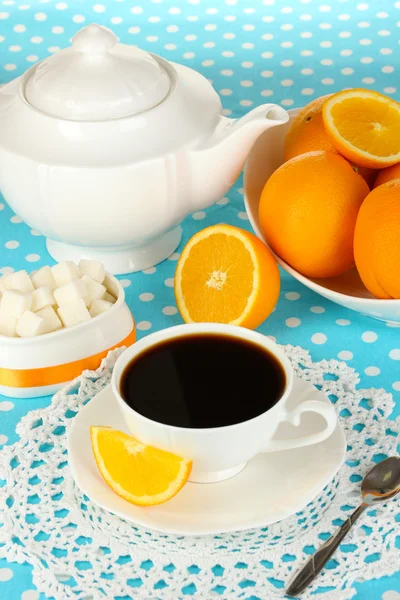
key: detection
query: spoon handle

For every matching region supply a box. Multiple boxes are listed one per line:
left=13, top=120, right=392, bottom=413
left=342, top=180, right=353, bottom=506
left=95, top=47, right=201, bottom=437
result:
left=286, top=503, right=367, bottom=597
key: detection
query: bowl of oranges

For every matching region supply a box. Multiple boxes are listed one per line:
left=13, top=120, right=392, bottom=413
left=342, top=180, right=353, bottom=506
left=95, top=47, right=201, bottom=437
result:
left=244, top=89, right=400, bottom=324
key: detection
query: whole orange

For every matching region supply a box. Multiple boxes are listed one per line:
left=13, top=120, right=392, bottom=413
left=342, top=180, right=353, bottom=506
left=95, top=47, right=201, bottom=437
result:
left=374, top=163, right=400, bottom=188
left=259, top=151, right=370, bottom=278
left=284, top=95, right=335, bottom=161
left=354, top=180, right=400, bottom=299
left=284, top=95, right=376, bottom=186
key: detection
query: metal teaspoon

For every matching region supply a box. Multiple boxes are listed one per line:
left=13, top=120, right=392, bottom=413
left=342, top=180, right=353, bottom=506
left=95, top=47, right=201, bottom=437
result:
left=286, top=456, right=400, bottom=598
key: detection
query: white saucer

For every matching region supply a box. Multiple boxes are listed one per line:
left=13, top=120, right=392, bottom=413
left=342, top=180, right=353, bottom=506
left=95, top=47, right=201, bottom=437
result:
left=68, top=378, right=346, bottom=536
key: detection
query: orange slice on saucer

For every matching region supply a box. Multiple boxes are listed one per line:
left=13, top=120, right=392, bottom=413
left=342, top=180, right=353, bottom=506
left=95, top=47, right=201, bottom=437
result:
left=90, top=426, right=192, bottom=506
left=174, top=224, right=280, bottom=329
left=322, top=89, right=400, bottom=168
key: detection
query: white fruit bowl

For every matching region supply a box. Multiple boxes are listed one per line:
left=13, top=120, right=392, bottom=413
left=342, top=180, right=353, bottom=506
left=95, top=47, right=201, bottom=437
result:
left=0, top=274, right=136, bottom=399
left=244, top=108, right=400, bottom=324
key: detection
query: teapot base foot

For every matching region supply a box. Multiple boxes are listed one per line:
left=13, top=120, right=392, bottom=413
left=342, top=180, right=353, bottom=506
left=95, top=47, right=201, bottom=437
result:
left=46, top=227, right=182, bottom=275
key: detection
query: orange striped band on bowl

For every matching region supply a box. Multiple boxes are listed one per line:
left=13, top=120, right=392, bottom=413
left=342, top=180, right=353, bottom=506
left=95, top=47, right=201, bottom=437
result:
left=0, top=327, right=136, bottom=389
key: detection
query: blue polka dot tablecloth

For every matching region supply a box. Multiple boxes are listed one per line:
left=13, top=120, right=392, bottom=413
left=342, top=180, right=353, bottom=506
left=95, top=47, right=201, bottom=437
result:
left=0, top=0, right=400, bottom=598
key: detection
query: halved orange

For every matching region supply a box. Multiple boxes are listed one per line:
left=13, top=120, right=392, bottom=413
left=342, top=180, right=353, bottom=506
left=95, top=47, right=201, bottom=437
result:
left=91, top=426, right=192, bottom=506
left=323, top=89, right=400, bottom=168
left=174, top=224, right=280, bottom=329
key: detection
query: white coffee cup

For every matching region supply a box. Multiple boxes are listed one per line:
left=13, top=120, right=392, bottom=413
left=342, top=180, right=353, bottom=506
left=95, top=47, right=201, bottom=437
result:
left=112, top=323, right=337, bottom=483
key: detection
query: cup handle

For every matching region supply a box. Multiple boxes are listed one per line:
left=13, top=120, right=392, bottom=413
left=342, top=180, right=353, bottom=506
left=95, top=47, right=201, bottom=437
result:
left=261, top=400, right=337, bottom=453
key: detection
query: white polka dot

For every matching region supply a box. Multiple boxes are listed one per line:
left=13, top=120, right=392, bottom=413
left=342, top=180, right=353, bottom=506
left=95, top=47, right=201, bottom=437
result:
left=203, top=42, right=215, bottom=48
left=25, top=254, right=40, bottom=262
left=0, top=568, right=13, bottom=581
left=362, top=77, right=375, bottom=84
left=14, top=24, right=26, bottom=32
left=301, top=68, right=314, bottom=75
left=281, top=79, right=293, bottom=87
left=139, top=293, right=154, bottom=302
left=166, top=24, right=178, bottom=31
left=380, top=48, right=392, bottom=55
left=220, top=88, right=232, bottom=96
left=341, top=67, right=354, bottom=75
left=384, top=87, right=396, bottom=94
left=362, top=331, right=378, bottom=343
left=4, top=64, right=17, bottom=71
left=243, top=24, right=255, bottom=31
left=301, top=88, right=314, bottom=95
left=340, top=49, right=353, bottom=56
left=241, top=80, right=254, bottom=88
left=357, top=3, right=369, bottom=9
left=164, top=278, right=174, bottom=288
left=93, top=4, right=106, bottom=13
left=165, top=43, right=177, bottom=50
left=321, top=59, right=333, bottom=65
left=261, top=90, right=273, bottom=96
left=310, top=306, right=325, bottom=314
left=242, top=42, right=254, bottom=49
left=311, top=333, right=327, bottom=344
left=56, top=2, right=68, bottom=9
left=322, top=78, right=334, bottom=85
left=285, top=292, right=300, bottom=301
left=392, top=382, right=400, bottom=392
left=359, top=38, right=372, bottom=45
left=389, top=349, right=400, bottom=360
left=262, top=51, right=274, bottom=58
left=119, top=279, right=131, bottom=288
left=52, top=26, right=64, bottom=34
left=73, top=15, right=86, bottom=23
left=142, top=267, right=156, bottom=275
left=235, top=211, right=248, bottom=221
left=192, top=211, right=206, bottom=220
left=146, top=36, right=158, bottom=42
left=0, top=12, right=9, bottom=19
left=30, top=229, right=41, bottom=236
left=336, top=319, right=350, bottom=326
left=111, top=17, right=123, bottom=24
left=21, top=592, right=39, bottom=600
left=0, top=267, right=14, bottom=275
left=286, top=317, right=301, bottom=328
left=31, top=36, right=43, bottom=44
left=26, top=55, right=39, bottom=62
left=364, top=366, right=380, bottom=376
left=9, top=45, right=21, bottom=52
left=377, top=11, right=388, bottom=18
left=382, top=66, right=394, bottom=73
left=281, top=60, right=294, bottom=67
left=183, top=52, right=195, bottom=59
left=163, top=306, right=178, bottom=316
left=168, top=252, right=180, bottom=261
left=338, top=351, right=353, bottom=360
left=0, top=402, right=14, bottom=412
left=378, top=30, right=391, bottom=36
left=281, top=41, right=293, bottom=48
left=0, top=204, right=4, bottom=211
left=137, top=321, right=152, bottom=331
left=261, top=70, right=273, bottom=78
left=281, top=99, right=294, bottom=106
left=10, top=215, right=22, bottom=223
left=0, top=434, right=7, bottom=445
left=300, top=14, right=312, bottom=21
left=222, top=108, right=232, bottom=115
left=358, top=21, right=370, bottom=28
left=5, top=240, right=19, bottom=249
left=240, top=100, right=253, bottom=107
left=34, top=12, right=47, bottom=20
left=319, top=4, right=331, bottom=11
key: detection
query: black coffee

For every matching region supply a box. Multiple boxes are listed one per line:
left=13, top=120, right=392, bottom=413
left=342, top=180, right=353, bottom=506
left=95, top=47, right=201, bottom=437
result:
left=120, top=334, right=286, bottom=429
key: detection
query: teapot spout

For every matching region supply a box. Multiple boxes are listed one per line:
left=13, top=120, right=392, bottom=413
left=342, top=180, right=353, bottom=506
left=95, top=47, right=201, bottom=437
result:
left=189, top=103, right=288, bottom=211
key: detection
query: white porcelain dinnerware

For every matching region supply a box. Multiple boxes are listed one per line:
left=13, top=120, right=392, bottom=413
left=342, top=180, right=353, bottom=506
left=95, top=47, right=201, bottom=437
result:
left=0, top=23, right=288, bottom=274
left=0, top=274, right=135, bottom=399
left=112, top=323, right=337, bottom=484
left=68, top=376, right=345, bottom=535
left=244, top=108, right=400, bottom=324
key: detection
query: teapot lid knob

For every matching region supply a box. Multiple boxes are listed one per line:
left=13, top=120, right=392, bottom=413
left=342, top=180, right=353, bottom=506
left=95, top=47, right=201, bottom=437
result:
left=72, top=23, right=117, bottom=53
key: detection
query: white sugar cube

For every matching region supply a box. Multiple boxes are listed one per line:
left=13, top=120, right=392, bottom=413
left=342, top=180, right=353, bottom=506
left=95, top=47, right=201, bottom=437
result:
left=0, top=289, right=32, bottom=318
left=54, top=279, right=88, bottom=307
left=16, top=310, right=48, bottom=337
left=81, top=275, right=106, bottom=306
left=51, top=261, right=81, bottom=287
left=103, top=292, right=116, bottom=304
left=31, top=265, right=57, bottom=291
left=31, top=286, right=56, bottom=312
left=4, top=270, right=34, bottom=293
left=79, top=259, right=105, bottom=284
left=0, top=310, right=17, bottom=337
left=57, top=298, right=91, bottom=328
left=89, top=298, right=113, bottom=318
left=36, top=306, right=62, bottom=333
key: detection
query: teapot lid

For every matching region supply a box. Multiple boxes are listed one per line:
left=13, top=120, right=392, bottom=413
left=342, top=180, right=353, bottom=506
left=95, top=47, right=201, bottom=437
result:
left=25, top=24, right=171, bottom=121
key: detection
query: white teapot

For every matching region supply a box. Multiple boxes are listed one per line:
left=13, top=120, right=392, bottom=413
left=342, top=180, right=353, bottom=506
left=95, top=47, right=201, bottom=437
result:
left=0, top=24, right=288, bottom=274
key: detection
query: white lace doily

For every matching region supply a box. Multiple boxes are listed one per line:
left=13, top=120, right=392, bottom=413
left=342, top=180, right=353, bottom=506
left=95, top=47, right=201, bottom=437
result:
left=0, top=346, right=399, bottom=600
